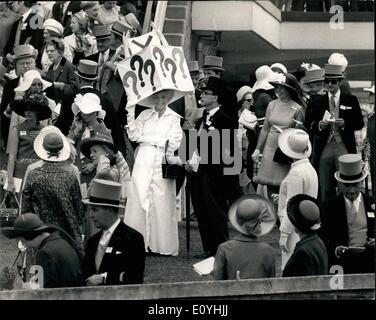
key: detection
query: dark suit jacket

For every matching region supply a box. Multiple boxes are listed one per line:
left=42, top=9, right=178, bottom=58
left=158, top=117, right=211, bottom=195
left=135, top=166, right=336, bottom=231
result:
left=320, top=193, right=375, bottom=267
left=82, top=221, right=145, bottom=285
left=194, top=108, right=241, bottom=203
left=283, top=234, right=328, bottom=277
left=86, top=49, right=116, bottom=65
left=305, top=92, right=364, bottom=166
left=36, top=232, right=83, bottom=288
left=4, top=13, right=44, bottom=60
left=52, top=1, right=81, bottom=36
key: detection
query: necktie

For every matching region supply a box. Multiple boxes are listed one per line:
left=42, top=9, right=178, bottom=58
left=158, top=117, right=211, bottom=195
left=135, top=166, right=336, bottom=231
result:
left=330, top=95, right=336, bottom=114
left=348, top=201, right=357, bottom=225
left=95, top=230, right=110, bottom=271
left=202, top=110, right=209, bottom=130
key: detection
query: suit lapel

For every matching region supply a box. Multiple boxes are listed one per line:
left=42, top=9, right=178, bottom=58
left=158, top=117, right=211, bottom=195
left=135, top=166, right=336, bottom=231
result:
left=98, top=223, right=123, bottom=273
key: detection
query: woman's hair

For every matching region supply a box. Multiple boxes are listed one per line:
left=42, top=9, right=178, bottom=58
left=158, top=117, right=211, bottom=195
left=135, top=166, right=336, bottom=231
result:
left=22, top=94, right=49, bottom=123
left=46, top=38, right=65, bottom=55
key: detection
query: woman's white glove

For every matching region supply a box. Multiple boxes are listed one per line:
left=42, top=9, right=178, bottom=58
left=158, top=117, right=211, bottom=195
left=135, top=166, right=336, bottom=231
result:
left=165, top=155, right=183, bottom=166
left=251, top=149, right=261, bottom=163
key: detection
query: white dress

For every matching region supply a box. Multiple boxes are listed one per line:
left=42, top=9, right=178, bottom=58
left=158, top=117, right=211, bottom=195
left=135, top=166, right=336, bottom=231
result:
left=124, top=106, right=183, bottom=256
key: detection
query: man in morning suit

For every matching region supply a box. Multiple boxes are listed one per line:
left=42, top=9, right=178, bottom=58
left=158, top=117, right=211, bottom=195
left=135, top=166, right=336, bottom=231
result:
left=305, top=64, right=364, bottom=201
left=82, top=179, right=145, bottom=286
left=186, top=77, right=241, bottom=259
left=320, top=154, right=375, bottom=274
left=52, top=1, right=81, bottom=36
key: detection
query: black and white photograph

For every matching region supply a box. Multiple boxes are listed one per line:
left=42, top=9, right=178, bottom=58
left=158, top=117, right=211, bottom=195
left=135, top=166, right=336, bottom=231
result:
left=0, top=0, right=374, bottom=308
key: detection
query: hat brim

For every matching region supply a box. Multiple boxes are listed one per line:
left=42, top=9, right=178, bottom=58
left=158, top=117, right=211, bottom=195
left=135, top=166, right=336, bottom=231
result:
left=303, top=78, right=325, bottom=84
left=80, top=138, right=117, bottom=159
left=10, top=99, right=52, bottom=121
left=324, top=75, right=345, bottom=79
left=269, top=81, right=298, bottom=94
left=202, top=66, right=225, bottom=72
left=334, top=170, right=368, bottom=184
left=75, top=71, right=99, bottom=81
left=1, top=224, right=54, bottom=239
left=14, top=78, right=52, bottom=94
left=34, top=130, right=71, bottom=162
left=82, top=199, right=125, bottom=209
left=137, top=89, right=191, bottom=109
left=228, top=194, right=277, bottom=237
left=251, top=82, right=275, bottom=93
left=278, top=128, right=312, bottom=160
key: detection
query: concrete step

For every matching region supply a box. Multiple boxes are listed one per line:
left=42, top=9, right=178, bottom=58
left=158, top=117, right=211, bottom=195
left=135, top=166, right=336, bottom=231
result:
left=166, top=6, right=188, bottom=19
left=164, top=33, right=184, bottom=47
left=168, top=1, right=188, bottom=6
left=163, top=18, right=186, bottom=34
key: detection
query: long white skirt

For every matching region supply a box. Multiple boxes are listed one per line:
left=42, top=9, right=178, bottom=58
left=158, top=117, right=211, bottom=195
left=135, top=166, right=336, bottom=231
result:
left=124, top=145, right=179, bottom=256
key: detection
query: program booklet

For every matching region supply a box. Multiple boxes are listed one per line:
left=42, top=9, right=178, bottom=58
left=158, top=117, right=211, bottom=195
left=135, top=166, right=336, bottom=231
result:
left=193, top=256, right=215, bottom=276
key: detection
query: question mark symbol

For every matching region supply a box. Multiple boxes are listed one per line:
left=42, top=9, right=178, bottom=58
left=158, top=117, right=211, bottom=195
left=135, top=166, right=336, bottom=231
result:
left=144, top=59, right=156, bottom=92
left=131, top=55, right=145, bottom=87
left=123, top=71, right=140, bottom=99
left=164, top=58, right=178, bottom=87
left=172, top=48, right=187, bottom=79
left=153, top=47, right=166, bottom=77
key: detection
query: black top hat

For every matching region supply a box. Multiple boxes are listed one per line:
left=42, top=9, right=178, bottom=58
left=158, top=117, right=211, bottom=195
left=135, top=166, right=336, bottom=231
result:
left=1, top=213, right=56, bottom=239
left=80, top=133, right=117, bottom=159
left=10, top=96, right=52, bottom=121
left=201, top=77, right=225, bottom=95
left=287, top=194, right=322, bottom=234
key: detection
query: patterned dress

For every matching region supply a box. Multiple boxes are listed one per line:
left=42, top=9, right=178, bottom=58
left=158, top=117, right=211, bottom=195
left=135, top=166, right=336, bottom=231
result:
left=21, top=163, right=85, bottom=247
left=253, top=99, right=304, bottom=187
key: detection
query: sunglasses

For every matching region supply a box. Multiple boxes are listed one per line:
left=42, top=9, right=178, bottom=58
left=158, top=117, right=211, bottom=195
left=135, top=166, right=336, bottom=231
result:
left=324, top=79, right=339, bottom=84
left=244, top=99, right=253, bottom=102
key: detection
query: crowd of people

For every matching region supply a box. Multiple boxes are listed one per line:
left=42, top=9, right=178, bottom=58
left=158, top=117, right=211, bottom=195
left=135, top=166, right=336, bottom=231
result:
left=0, top=1, right=374, bottom=290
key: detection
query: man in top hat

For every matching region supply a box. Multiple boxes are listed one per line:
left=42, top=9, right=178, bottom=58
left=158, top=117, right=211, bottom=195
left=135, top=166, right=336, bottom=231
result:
left=328, top=52, right=352, bottom=95
left=4, top=1, right=44, bottom=60
left=82, top=179, right=145, bottom=285
left=202, top=55, right=238, bottom=121
left=305, top=64, right=364, bottom=201
left=186, top=76, right=241, bottom=259
left=282, top=194, right=328, bottom=277
left=211, top=194, right=276, bottom=280
left=1, top=213, right=83, bottom=288
left=52, top=1, right=82, bottom=36
left=320, top=154, right=375, bottom=274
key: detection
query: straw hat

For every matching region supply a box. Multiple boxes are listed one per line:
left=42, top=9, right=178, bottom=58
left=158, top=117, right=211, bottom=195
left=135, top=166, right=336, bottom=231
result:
left=229, top=194, right=277, bottom=237
left=324, top=64, right=345, bottom=79
left=251, top=65, right=275, bottom=93
left=76, top=60, right=99, bottom=81
left=92, top=25, right=111, bottom=39
left=334, top=154, right=368, bottom=184
left=80, top=133, right=117, bottom=159
left=13, top=44, right=38, bottom=62
left=72, top=93, right=102, bottom=115
left=287, top=194, right=322, bottom=234
left=83, top=179, right=125, bottom=208
left=14, top=70, right=52, bottom=95
left=34, top=130, right=70, bottom=162
left=303, top=69, right=325, bottom=84
left=1, top=213, right=56, bottom=239
left=278, top=128, right=312, bottom=160
left=111, top=21, right=131, bottom=37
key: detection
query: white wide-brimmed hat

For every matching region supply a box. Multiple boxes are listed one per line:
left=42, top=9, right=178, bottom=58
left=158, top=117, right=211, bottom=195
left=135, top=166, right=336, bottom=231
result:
left=236, top=86, right=253, bottom=103
left=14, top=70, right=52, bottom=95
left=34, top=128, right=71, bottom=162
left=71, top=93, right=102, bottom=115
left=270, top=62, right=287, bottom=74
left=229, top=194, right=276, bottom=237
left=251, top=65, right=275, bottom=93
left=83, top=179, right=125, bottom=209
left=278, top=128, right=312, bottom=160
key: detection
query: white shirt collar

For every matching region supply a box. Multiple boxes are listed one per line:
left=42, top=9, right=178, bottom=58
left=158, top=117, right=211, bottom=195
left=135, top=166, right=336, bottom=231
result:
left=106, top=218, right=121, bottom=235
left=329, top=90, right=341, bottom=104
left=207, top=106, right=220, bottom=118
left=22, top=8, right=32, bottom=21
left=344, top=193, right=362, bottom=212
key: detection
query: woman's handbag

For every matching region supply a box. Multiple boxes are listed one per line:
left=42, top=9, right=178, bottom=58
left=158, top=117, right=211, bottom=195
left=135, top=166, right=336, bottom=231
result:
left=162, top=141, right=186, bottom=179
left=0, top=193, right=21, bottom=228
left=238, top=109, right=258, bottom=130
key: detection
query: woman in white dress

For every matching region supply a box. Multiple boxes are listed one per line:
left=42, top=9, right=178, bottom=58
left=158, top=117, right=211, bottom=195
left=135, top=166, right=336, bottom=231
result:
left=124, top=90, right=183, bottom=256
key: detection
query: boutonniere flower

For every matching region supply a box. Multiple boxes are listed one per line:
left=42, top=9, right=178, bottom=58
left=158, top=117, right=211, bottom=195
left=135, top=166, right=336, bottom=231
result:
left=371, top=204, right=375, bottom=211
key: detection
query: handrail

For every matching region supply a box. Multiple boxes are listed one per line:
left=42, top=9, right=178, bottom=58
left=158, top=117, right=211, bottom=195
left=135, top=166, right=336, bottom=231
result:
left=153, top=1, right=168, bottom=32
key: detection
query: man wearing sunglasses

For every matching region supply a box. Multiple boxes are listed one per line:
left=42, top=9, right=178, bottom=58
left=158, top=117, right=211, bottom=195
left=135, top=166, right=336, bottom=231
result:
left=305, top=64, right=364, bottom=202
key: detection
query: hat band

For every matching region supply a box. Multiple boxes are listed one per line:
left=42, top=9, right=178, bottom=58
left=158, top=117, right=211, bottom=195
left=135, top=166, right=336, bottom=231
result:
left=339, top=172, right=363, bottom=181
left=89, top=196, right=120, bottom=206
left=78, top=70, right=98, bottom=79
left=203, top=65, right=223, bottom=69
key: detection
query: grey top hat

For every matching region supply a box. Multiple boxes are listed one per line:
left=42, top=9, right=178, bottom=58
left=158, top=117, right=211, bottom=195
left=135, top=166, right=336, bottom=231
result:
left=303, top=69, right=325, bottom=84
left=202, top=56, right=225, bottom=72
left=76, top=59, right=99, bottom=81
left=324, top=64, right=345, bottom=79
left=92, top=25, right=111, bottom=39
left=82, top=179, right=125, bottom=209
left=111, top=21, right=131, bottom=37
left=187, top=61, right=200, bottom=74
left=334, top=154, right=368, bottom=184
